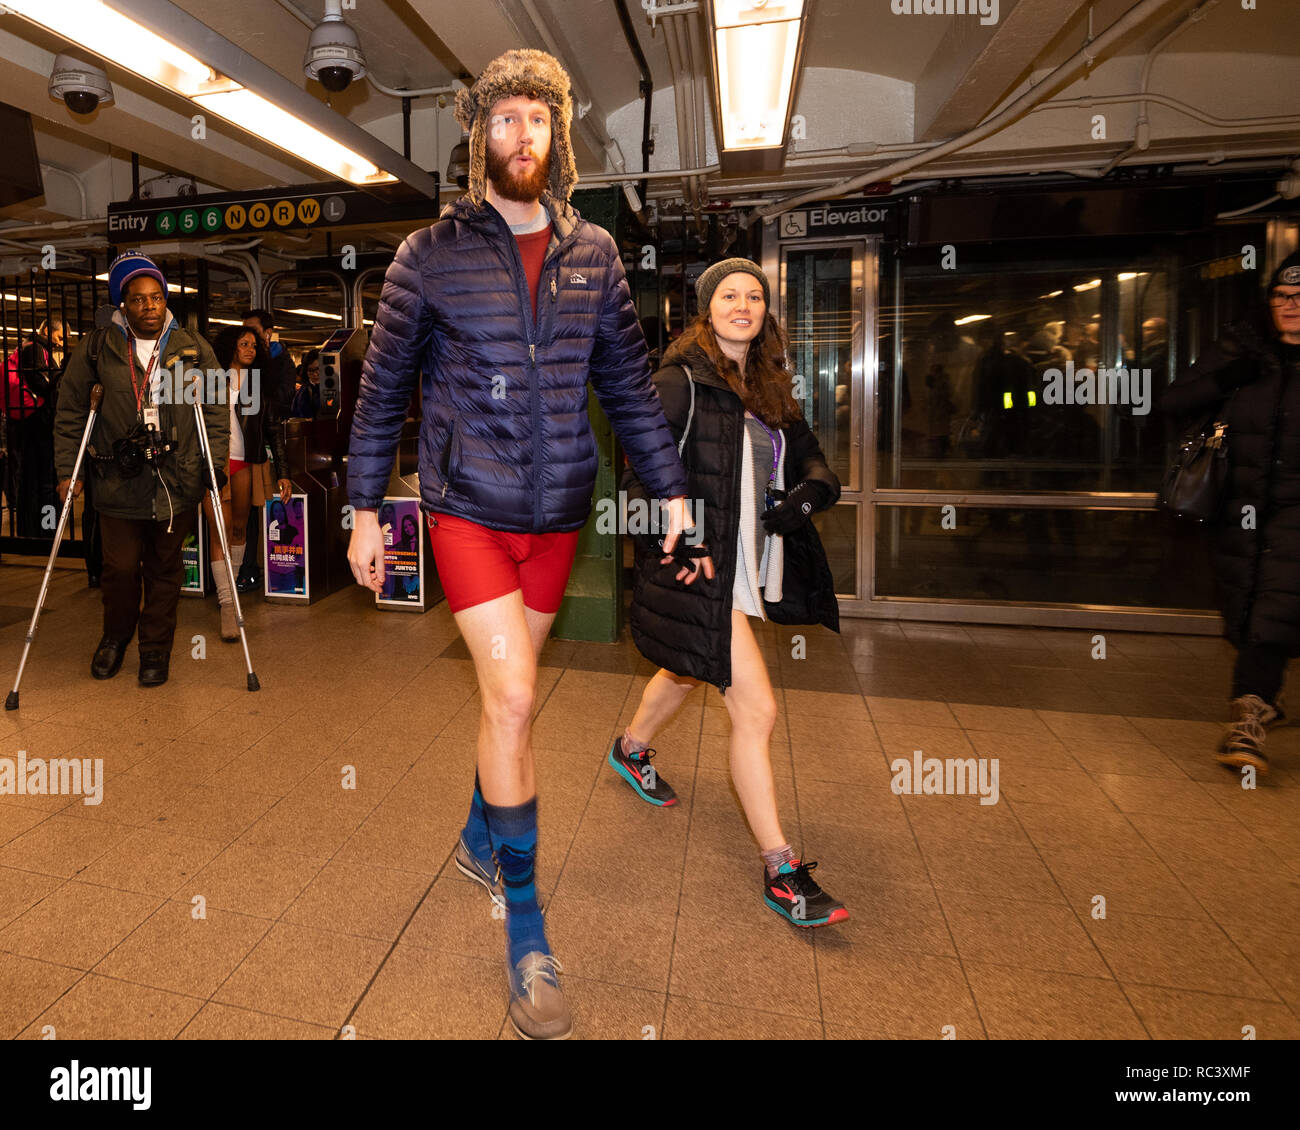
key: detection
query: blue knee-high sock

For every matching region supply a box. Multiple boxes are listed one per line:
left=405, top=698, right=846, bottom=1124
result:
left=483, top=795, right=548, bottom=968
left=462, top=773, right=492, bottom=862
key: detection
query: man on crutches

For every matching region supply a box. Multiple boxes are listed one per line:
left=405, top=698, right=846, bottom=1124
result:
left=52, top=251, right=228, bottom=687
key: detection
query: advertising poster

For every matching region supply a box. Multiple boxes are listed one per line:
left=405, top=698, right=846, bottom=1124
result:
left=180, top=507, right=207, bottom=595
left=376, top=497, right=424, bottom=609
left=264, top=493, right=308, bottom=600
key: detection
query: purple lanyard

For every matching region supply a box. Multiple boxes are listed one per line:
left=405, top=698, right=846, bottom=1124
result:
left=752, top=414, right=781, bottom=488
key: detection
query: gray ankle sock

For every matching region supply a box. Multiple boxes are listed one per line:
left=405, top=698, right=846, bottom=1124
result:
left=761, top=843, right=797, bottom=879
left=622, top=726, right=649, bottom=757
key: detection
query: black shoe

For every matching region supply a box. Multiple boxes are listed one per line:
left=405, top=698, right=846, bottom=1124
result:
left=91, top=635, right=129, bottom=679
left=138, top=651, right=170, bottom=687
left=607, top=737, right=677, bottom=806
left=763, top=860, right=849, bottom=928
left=236, top=571, right=261, bottom=594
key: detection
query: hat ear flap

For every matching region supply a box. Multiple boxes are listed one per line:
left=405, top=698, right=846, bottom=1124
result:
left=453, top=86, right=475, bottom=132
left=467, top=115, right=488, bottom=205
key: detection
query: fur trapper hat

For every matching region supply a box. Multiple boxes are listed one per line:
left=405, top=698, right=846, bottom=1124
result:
left=453, top=48, right=578, bottom=206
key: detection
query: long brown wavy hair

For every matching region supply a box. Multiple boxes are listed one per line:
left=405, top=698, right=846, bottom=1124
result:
left=672, top=310, right=804, bottom=428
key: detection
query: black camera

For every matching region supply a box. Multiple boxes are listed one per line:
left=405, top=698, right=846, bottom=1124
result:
left=112, top=424, right=174, bottom=478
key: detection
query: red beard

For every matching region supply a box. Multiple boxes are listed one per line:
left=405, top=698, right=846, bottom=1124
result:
left=486, top=145, right=552, bottom=202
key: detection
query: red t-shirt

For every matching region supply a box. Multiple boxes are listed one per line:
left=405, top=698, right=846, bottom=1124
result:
left=514, top=225, right=552, bottom=317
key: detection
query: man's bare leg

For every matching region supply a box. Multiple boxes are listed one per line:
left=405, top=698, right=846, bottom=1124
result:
left=453, top=590, right=551, bottom=805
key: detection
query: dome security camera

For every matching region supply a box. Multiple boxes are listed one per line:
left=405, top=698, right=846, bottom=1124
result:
left=49, top=53, right=114, bottom=115
left=303, top=13, right=367, bottom=93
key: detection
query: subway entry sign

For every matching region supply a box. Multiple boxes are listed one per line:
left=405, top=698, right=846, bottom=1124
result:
left=108, top=181, right=437, bottom=240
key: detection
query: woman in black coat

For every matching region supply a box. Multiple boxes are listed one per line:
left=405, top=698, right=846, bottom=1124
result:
left=1160, top=251, right=1300, bottom=773
left=613, top=259, right=847, bottom=928
left=205, top=325, right=292, bottom=640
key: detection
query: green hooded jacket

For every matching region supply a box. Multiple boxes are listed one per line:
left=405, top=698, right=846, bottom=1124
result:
left=54, top=312, right=229, bottom=522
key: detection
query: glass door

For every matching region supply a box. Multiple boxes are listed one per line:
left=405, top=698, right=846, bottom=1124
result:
left=771, top=237, right=874, bottom=610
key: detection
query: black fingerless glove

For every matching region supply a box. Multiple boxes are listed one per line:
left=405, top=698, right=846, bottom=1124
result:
left=204, top=464, right=228, bottom=491
left=761, top=479, right=831, bottom=535
left=658, top=536, right=712, bottom=570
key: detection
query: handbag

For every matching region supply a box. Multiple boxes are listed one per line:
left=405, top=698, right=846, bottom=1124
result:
left=1158, top=409, right=1230, bottom=522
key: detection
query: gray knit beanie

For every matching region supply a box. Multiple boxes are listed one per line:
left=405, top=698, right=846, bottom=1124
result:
left=696, top=258, right=770, bottom=313
left=453, top=49, right=578, bottom=207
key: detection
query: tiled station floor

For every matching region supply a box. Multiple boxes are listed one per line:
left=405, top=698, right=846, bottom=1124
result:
left=0, top=558, right=1297, bottom=1040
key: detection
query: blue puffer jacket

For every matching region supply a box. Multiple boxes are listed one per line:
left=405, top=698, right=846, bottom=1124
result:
left=347, top=194, right=689, bottom=531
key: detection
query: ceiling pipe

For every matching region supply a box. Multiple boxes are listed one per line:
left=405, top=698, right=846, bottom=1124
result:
left=104, top=0, right=439, bottom=197
left=1039, top=91, right=1300, bottom=133
left=754, top=0, right=1200, bottom=222
left=686, top=5, right=710, bottom=215
left=613, top=0, right=653, bottom=209
left=1099, top=0, right=1219, bottom=175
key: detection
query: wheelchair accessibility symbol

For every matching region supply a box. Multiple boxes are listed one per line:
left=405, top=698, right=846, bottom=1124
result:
left=781, top=211, right=809, bottom=238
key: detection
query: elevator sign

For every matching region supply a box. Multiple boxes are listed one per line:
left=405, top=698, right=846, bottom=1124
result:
left=775, top=197, right=898, bottom=240
left=107, top=181, right=438, bottom=241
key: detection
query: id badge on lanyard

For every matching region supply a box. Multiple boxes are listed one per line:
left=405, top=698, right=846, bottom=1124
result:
left=130, top=336, right=162, bottom=430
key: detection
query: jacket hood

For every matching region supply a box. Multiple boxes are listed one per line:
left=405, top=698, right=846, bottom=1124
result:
left=452, top=48, right=578, bottom=207
left=111, top=307, right=177, bottom=347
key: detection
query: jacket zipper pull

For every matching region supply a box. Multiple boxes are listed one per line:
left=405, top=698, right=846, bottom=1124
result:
left=550, top=277, right=557, bottom=301
left=530, top=344, right=536, bottom=364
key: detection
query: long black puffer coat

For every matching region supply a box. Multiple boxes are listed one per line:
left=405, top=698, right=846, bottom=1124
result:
left=623, top=339, right=840, bottom=691
left=1159, top=310, right=1300, bottom=655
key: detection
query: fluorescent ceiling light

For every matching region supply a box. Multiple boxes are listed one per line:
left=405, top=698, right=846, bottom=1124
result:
left=1040, top=290, right=1063, bottom=298
left=285, top=308, right=374, bottom=326
left=7, top=0, right=394, bottom=186
left=193, top=88, right=384, bottom=186
left=1074, top=279, right=1102, bottom=292
left=954, top=314, right=991, bottom=326
left=6, top=0, right=213, bottom=92
left=709, top=1, right=809, bottom=170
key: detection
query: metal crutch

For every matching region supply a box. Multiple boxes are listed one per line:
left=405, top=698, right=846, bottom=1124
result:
left=6, top=384, right=104, bottom=711
left=191, top=374, right=260, bottom=692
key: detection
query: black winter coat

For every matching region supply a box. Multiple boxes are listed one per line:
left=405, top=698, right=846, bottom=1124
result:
left=623, top=340, right=840, bottom=691
left=1159, top=311, right=1300, bottom=655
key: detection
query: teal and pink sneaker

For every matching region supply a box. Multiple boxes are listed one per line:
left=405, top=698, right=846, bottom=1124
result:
left=763, top=860, right=849, bottom=927
left=608, top=736, right=678, bottom=806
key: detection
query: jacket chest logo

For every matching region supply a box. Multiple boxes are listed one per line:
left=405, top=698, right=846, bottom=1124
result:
left=568, top=272, right=588, bottom=286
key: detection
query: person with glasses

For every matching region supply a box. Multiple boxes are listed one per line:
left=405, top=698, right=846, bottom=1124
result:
left=53, top=251, right=228, bottom=687
left=1160, top=250, right=1300, bottom=773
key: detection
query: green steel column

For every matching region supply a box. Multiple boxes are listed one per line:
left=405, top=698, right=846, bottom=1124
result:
left=551, top=188, right=626, bottom=642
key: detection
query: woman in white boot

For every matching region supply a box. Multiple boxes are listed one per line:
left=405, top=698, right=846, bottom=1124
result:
left=205, top=326, right=292, bottom=641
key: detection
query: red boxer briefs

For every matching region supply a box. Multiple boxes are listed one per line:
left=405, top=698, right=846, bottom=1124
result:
left=427, top=512, right=580, bottom=614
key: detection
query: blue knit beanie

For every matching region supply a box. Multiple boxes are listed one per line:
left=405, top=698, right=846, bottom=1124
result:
left=108, top=250, right=167, bottom=307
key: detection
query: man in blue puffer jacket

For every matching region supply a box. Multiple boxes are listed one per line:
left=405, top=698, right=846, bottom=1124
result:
left=346, top=48, right=705, bottom=1040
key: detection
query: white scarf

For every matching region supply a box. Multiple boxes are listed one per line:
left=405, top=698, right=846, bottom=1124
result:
left=736, top=414, right=785, bottom=617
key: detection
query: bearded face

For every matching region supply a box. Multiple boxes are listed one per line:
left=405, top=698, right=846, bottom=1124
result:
left=486, top=140, right=552, bottom=203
